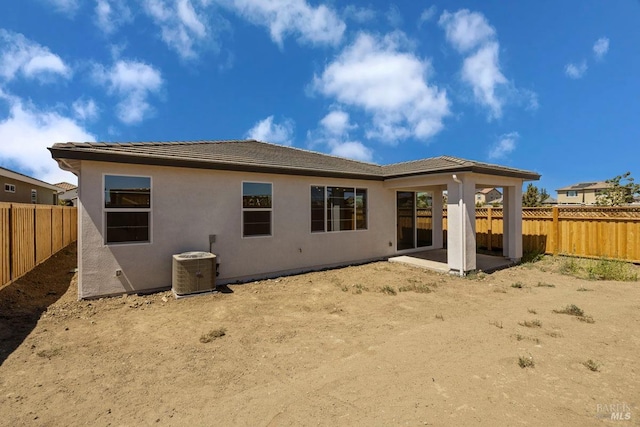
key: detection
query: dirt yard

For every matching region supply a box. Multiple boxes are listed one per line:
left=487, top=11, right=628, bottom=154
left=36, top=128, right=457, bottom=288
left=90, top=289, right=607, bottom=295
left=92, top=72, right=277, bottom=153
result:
left=0, top=245, right=638, bottom=426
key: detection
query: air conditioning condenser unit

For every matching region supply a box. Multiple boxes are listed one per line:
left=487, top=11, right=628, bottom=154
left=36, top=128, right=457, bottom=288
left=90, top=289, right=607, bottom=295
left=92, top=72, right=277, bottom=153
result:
left=172, top=251, right=216, bottom=297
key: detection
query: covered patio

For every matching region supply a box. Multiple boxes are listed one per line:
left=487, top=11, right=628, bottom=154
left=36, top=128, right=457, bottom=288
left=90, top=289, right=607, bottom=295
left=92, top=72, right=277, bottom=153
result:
left=383, top=157, right=540, bottom=275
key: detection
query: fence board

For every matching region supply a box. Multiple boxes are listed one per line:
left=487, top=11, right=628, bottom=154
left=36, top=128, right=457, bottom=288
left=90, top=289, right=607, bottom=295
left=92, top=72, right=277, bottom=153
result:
left=11, top=205, right=35, bottom=279
left=52, top=208, right=63, bottom=253
left=35, top=206, right=53, bottom=264
left=0, top=203, right=10, bottom=286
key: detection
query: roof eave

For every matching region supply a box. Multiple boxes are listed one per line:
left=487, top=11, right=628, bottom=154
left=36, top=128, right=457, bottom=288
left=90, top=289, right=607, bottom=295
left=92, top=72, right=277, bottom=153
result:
left=48, top=147, right=384, bottom=181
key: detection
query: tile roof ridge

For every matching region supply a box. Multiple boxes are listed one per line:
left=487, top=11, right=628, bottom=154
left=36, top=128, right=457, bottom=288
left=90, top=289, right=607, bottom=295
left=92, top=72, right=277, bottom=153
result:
left=383, top=155, right=445, bottom=168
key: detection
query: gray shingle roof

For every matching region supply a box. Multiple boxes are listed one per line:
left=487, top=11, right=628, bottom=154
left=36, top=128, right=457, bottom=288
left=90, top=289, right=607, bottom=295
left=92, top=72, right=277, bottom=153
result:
left=49, top=139, right=540, bottom=181
left=556, top=181, right=610, bottom=191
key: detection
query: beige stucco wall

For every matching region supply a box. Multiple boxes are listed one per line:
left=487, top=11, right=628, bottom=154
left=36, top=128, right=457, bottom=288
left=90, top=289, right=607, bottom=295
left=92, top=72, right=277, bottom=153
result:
left=1, top=176, right=58, bottom=204
left=77, top=160, right=397, bottom=298
left=557, top=189, right=600, bottom=205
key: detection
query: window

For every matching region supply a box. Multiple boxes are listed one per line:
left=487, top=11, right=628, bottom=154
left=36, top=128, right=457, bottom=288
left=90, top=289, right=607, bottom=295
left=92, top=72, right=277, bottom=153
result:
left=311, top=186, right=367, bottom=232
left=4, top=183, right=15, bottom=193
left=242, top=182, right=272, bottom=237
left=566, top=191, right=578, bottom=197
left=104, top=175, right=151, bottom=244
left=31, top=189, right=37, bottom=203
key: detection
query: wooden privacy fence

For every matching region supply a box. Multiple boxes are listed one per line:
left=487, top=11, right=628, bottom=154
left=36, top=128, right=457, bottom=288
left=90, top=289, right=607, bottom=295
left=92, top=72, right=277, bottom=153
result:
left=418, top=206, right=640, bottom=263
left=1, top=203, right=77, bottom=287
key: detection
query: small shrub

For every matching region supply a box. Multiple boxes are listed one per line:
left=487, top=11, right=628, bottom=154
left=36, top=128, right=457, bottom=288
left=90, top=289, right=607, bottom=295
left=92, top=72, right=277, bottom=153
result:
left=583, top=359, right=600, bottom=372
left=553, top=304, right=584, bottom=317
left=511, top=282, right=525, bottom=289
left=380, top=285, right=397, bottom=295
left=398, top=283, right=432, bottom=293
left=546, top=331, right=563, bottom=338
left=587, top=259, right=638, bottom=281
left=521, top=249, right=545, bottom=264
left=200, top=328, right=226, bottom=343
left=559, top=258, right=580, bottom=275
left=352, top=284, right=368, bottom=294
left=36, top=347, right=61, bottom=359
left=519, top=319, right=542, bottom=328
left=528, top=308, right=537, bottom=314
left=536, top=282, right=555, bottom=288
left=340, top=285, right=349, bottom=292
left=577, top=315, right=595, bottom=324
left=518, top=356, right=535, bottom=368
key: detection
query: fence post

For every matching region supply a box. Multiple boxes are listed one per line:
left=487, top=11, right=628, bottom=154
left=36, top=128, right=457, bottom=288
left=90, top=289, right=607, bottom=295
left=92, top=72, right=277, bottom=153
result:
left=552, top=206, right=559, bottom=255
left=487, top=207, right=492, bottom=251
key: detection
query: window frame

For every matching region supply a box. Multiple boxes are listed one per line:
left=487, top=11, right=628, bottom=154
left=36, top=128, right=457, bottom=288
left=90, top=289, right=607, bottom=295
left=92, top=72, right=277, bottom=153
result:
left=310, top=185, right=368, bottom=233
left=566, top=190, right=578, bottom=197
left=103, top=174, right=152, bottom=246
left=4, top=183, right=15, bottom=193
left=242, top=181, right=273, bottom=238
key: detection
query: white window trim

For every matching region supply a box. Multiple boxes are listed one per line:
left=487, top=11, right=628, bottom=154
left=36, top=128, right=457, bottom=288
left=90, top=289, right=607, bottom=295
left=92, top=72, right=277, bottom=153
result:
left=241, top=181, right=273, bottom=238
left=4, top=183, right=16, bottom=193
left=311, top=185, right=368, bottom=234
left=102, top=173, right=152, bottom=246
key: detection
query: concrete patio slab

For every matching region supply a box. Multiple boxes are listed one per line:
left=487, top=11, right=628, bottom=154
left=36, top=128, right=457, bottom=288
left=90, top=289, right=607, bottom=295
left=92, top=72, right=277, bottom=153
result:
left=389, top=249, right=516, bottom=274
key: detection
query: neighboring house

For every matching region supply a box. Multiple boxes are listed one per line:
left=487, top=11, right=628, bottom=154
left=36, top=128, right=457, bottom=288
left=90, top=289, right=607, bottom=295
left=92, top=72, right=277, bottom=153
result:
left=49, top=140, right=540, bottom=299
left=55, top=182, right=78, bottom=206
left=475, top=187, right=502, bottom=205
left=542, top=196, right=557, bottom=206
left=556, top=181, right=611, bottom=205
left=0, top=166, right=61, bottom=205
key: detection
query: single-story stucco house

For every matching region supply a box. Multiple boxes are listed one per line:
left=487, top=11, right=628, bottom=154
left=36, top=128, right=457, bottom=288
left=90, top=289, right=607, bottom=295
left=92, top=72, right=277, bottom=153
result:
left=49, top=140, right=540, bottom=299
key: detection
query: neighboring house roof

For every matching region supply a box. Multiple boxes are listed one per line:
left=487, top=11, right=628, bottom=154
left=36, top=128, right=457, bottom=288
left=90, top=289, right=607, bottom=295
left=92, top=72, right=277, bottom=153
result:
left=542, top=196, right=557, bottom=204
left=49, top=140, right=540, bottom=181
left=556, top=181, right=611, bottom=192
left=54, top=182, right=77, bottom=191
left=475, top=187, right=501, bottom=195
left=0, top=165, right=63, bottom=191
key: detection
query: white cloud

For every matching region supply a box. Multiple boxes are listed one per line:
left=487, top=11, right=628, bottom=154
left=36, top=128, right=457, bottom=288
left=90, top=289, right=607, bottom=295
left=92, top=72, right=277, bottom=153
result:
left=93, top=59, right=163, bottom=124
left=320, top=110, right=355, bottom=136
left=593, top=37, right=609, bottom=60
left=0, top=30, right=71, bottom=82
left=488, top=132, right=518, bottom=160
left=565, top=61, right=587, bottom=79
left=343, top=5, right=376, bottom=23
left=225, top=0, right=345, bottom=47
left=142, top=0, right=214, bottom=60
left=462, top=42, right=507, bottom=119
left=313, top=32, right=450, bottom=144
left=418, top=6, right=437, bottom=27
left=309, top=110, right=372, bottom=162
left=386, top=5, right=403, bottom=27
left=40, top=0, right=80, bottom=15
left=72, top=98, right=99, bottom=121
left=95, top=0, right=133, bottom=35
left=330, top=141, right=372, bottom=162
left=0, top=90, right=95, bottom=184
left=246, top=115, right=295, bottom=145
left=439, top=9, right=533, bottom=120
left=439, top=9, right=495, bottom=53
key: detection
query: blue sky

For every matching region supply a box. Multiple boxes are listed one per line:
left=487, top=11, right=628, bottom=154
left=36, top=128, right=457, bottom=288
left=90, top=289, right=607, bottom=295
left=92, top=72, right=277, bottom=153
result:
left=0, top=0, right=638, bottom=195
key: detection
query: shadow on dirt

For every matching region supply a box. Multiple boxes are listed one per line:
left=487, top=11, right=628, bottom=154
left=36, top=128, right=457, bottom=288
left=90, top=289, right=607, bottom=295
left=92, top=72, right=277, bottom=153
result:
left=0, top=244, right=77, bottom=366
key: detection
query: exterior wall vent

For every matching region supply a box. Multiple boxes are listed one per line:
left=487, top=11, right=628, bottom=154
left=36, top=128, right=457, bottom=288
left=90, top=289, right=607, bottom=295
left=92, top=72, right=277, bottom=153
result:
left=172, top=251, right=216, bottom=296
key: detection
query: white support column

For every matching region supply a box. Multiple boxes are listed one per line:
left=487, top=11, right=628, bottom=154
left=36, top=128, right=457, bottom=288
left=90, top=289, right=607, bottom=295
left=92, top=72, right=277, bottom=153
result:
left=446, top=176, right=477, bottom=274
left=503, top=185, right=523, bottom=261
left=502, top=187, right=511, bottom=257
left=431, top=188, right=443, bottom=249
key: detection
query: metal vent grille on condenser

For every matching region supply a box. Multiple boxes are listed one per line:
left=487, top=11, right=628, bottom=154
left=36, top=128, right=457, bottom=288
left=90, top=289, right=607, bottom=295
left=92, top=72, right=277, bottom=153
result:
left=172, top=251, right=216, bottom=296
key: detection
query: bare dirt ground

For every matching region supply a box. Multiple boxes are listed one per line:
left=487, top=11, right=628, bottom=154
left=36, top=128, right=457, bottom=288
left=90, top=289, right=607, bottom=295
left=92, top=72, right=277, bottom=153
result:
left=0, top=245, right=639, bottom=426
